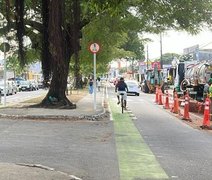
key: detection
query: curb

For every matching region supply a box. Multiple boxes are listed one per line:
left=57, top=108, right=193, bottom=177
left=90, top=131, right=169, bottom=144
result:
left=0, top=163, right=82, bottom=180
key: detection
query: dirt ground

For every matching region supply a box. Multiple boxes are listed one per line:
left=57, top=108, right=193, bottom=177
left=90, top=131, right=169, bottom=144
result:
left=21, top=89, right=88, bottom=105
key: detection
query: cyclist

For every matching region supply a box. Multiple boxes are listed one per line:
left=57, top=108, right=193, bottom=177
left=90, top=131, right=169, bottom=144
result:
left=115, top=77, right=128, bottom=109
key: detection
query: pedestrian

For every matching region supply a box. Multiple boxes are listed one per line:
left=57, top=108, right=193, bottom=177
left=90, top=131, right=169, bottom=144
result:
left=203, top=81, right=209, bottom=101
left=88, top=79, right=93, bottom=94
left=208, top=73, right=212, bottom=85
left=96, top=77, right=101, bottom=92
left=209, top=83, right=212, bottom=120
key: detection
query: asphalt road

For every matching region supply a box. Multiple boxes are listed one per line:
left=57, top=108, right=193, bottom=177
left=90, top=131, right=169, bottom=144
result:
left=1, top=85, right=212, bottom=180
left=108, top=86, right=212, bottom=180
left=0, top=118, right=119, bottom=180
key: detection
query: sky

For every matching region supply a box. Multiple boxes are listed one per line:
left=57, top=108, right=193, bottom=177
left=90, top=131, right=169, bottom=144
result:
left=144, top=29, right=212, bottom=60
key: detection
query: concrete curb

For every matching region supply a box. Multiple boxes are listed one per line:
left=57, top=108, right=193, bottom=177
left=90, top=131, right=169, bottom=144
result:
left=0, top=163, right=82, bottom=180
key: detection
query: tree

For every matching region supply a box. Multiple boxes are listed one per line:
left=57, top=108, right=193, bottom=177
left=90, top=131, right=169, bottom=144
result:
left=1, top=0, right=212, bottom=109
left=161, top=53, right=181, bottom=65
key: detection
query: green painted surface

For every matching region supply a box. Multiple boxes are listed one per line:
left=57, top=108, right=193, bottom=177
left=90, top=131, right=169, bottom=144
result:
left=110, top=100, right=169, bottom=180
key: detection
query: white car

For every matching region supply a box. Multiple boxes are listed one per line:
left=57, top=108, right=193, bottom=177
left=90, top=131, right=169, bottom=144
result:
left=8, top=80, right=18, bottom=94
left=29, top=80, right=39, bottom=90
left=0, top=80, right=13, bottom=95
left=125, top=80, right=140, bottom=96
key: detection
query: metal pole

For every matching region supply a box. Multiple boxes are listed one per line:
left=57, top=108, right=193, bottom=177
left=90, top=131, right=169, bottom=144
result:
left=131, top=58, right=134, bottom=79
left=147, top=45, right=149, bottom=69
left=3, top=42, right=6, bottom=106
left=160, top=33, right=163, bottom=69
left=93, top=53, right=96, bottom=111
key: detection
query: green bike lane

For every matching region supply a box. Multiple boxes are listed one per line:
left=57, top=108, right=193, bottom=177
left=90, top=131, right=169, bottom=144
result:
left=109, top=99, right=169, bottom=180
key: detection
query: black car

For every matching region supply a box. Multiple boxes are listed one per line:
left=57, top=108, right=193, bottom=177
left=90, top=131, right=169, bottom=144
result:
left=19, top=80, right=33, bottom=91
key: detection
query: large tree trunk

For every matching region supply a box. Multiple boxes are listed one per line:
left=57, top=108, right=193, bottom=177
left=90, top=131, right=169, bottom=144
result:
left=72, top=0, right=82, bottom=89
left=40, top=0, right=76, bottom=109
left=41, top=0, right=52, bottom=87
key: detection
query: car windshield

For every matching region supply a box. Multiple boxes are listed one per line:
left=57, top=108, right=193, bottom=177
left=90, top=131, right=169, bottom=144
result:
left=20, top=81, right=29, bottom=85
left=126, top=81, right=138, bottom=86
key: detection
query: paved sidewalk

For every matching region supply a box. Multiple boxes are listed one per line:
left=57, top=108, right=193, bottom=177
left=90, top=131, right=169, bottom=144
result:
left=0, top=93, right=106, bottom=120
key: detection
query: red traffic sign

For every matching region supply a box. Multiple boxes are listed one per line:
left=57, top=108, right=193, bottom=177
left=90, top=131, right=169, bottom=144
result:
left=89, top=43, right=100, bottom=54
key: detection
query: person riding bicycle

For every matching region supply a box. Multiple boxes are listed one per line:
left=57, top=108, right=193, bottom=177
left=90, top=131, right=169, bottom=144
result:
left=115, top=77, right=128, bottom=109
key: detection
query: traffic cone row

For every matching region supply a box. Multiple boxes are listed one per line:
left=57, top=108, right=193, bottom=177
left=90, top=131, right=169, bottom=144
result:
left=154, top=88, right=211, bottom=130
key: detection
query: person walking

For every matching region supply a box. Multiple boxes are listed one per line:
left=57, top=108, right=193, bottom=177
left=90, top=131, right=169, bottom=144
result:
left=208, top=83, right=212, bottom=120
left=203, top=81, right=209, bottom=101
left=88, top=79, right=93, bottom=94
left=96, top=77, right=101, bottom=92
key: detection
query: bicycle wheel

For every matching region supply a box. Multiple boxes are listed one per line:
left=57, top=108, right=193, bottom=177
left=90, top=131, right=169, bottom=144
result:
left=121, top=96, right=124, bottom=114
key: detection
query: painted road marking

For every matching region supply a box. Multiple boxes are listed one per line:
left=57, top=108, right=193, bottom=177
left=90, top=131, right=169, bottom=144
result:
left=109, top=99, right=169, bottom=180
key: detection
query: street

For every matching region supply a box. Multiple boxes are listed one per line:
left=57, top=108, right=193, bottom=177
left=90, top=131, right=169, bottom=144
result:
left=108, top=85, right=212, bottom=180
left=0, top=85, right=212, bottom=179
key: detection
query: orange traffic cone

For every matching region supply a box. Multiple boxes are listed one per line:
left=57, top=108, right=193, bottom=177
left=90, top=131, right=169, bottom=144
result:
left=172, top=92, right=179, bottom=114
left=163, top=90, right=170, bottom=109
left=201, top=97, right=210, bottom=129
left=182, top=92, right=191, bottom=121
left=158, top=88, right=163, bottom=105
left=155, top=87, right=158, bottom=104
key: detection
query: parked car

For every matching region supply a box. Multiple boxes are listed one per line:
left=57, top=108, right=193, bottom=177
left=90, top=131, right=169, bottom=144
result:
left=8, top=77, right=25, bottom=89
left=125, top=80, right=140, bottom=96
left=29, top=80, right=39, bottom=90
left=0, top=80, right=13, bottom=95
left=8, top=80, right=18, bottom=94
left=19, top=80, right=33, bottom=91
left=38, top=81, right=44, bottom=89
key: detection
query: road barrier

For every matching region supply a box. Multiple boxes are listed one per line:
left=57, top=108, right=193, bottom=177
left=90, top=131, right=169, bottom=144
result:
left=158, top=88, right=163, bottom=105
left=201, top=97, right=210, bottom=129
left=163, top=90, right=170, bottom=109
left=155, top=87, right=159, bottom=104
left=152, top=88, right=212, bottom=131
left=182, top=92, right=191, bottom=121
left=171, top=92, right=180, bottom=114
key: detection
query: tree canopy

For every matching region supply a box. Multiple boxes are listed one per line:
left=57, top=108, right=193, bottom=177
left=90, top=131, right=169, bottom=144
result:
left=0, top=0, right=211, bottom=108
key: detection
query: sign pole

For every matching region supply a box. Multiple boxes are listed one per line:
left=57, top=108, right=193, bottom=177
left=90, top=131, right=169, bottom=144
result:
left=89, top=42, right=100, bottom=112
left=3, top=42, right=6, bottom=106
left=93, top=53, right=97, bottom=111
